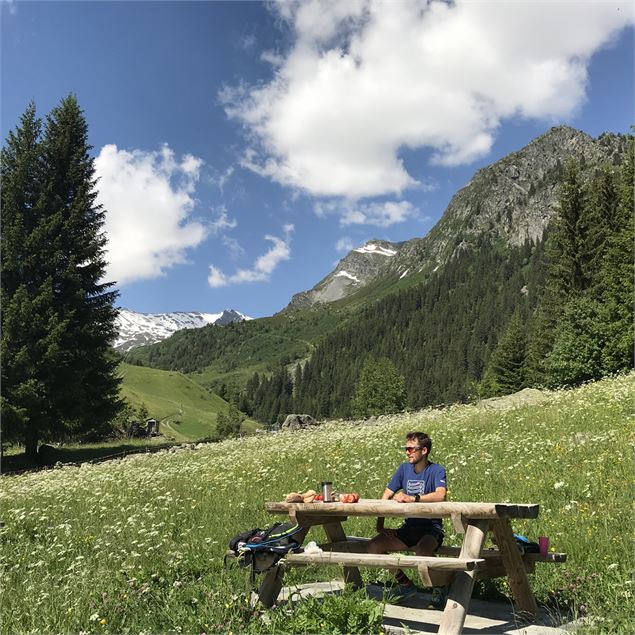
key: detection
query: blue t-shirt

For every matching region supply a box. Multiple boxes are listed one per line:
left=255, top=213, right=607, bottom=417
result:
left=386, top=462, right=447, bottom=532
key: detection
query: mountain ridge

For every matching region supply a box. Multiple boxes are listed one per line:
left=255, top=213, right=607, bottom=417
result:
left=284, top=125, right=627, bottom=311
left=115, top=308, right=251, bottom=352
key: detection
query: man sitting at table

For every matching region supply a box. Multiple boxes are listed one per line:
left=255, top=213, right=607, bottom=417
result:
left=367, top=431, right=448, bottom=607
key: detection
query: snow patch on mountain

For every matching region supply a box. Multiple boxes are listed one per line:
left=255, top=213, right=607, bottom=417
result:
left=115, top=308, right=251, bottom=352
left=399, top=269, right=409, bottom=279
left=334, top=270, right=360, bottom=283
left=353, top=243, right=397, bottom=257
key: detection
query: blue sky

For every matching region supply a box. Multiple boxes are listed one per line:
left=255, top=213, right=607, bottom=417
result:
left=2, top=1, right=633, bottom=318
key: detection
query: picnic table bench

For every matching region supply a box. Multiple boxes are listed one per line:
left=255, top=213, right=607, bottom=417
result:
left=256, top=499, right=566, bottom=635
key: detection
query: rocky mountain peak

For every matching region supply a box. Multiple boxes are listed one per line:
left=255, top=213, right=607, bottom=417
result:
left=286, top=239, right=402, bottom=310
left=115, top=308, right=251, bottom=352
left=284, top=126, right=628, bottom=311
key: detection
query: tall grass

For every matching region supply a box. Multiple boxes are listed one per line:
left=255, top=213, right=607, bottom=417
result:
left=1, top=374, right=632, bottom=633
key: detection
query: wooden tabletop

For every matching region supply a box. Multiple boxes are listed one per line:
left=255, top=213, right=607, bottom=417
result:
left=265, top=499, right=539, bottom=519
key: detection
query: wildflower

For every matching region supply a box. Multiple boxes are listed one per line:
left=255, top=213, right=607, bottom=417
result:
left=553, top=481, right=565, bottom=490
left=99, top=618, right=107, bottom=625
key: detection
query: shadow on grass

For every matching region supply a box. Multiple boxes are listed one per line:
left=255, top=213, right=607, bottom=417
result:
left=1, top=441, right=179, bottom=474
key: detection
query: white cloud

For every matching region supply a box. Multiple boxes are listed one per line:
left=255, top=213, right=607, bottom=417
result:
left=223, top=0, right=633, bottom=198
left=222, top=235, right=246, bottom=260
left=209, top=205, right=237, bottom=233
left=316, top=199, right=417, bottom=227
left=336, top=237, right=354, bottom=253
left=209, top=165, right=235, bottom=193
left=95, top=144, right=207, bottom=285
left=208, top=225, right=294, bottom=287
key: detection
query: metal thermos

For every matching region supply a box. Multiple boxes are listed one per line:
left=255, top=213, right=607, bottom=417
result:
left=321, top=481, right=333, bottom=502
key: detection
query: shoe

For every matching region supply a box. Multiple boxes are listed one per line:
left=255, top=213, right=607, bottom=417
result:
left=427, top=586, right=448, bottom=610
left=383, top=583, right=418, bottom=602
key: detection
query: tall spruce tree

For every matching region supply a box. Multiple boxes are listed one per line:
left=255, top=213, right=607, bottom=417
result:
left=594, top=136, right=634, bottom=374
left=483, top=310, right=528, bottom=396
left=1, top=104, right=52, bottom=455
left=352, top=357, right=406, bottom=417
left=1, top=97, right=122, bottom=457
left=526, top=162, right=588, bottom=384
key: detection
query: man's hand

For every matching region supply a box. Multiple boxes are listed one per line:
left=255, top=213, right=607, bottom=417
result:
left=392, top=492, right=414, bottom=503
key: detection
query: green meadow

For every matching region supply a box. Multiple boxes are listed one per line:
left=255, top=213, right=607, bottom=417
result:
left=1, top=374, right=633, bottom=634
left=119, top=363, right=259, bottom=441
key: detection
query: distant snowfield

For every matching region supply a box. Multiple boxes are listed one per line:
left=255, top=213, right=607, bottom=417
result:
left=115, top=308, right=251, bottom=352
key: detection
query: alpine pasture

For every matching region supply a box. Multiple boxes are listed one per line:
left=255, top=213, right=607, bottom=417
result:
left=1, top=374, right=633, bottom=634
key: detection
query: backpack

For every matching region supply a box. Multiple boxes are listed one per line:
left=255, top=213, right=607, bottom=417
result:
left=514, top=534, right=540, bottom=554
left=227, top=522, right=303, bottom=579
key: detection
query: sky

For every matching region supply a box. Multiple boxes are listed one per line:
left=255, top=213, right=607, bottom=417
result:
left=2, top=1, right=634, bottom=318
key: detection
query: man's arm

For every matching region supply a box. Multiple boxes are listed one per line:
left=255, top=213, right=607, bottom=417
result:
left=393, top=486, right=447, bottom=503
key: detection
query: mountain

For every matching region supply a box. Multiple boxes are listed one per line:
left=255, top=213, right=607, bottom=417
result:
left=115, top=308, right=251, bottom=352
left=127, top=125, right=631, bottom=414
left=286, top=126, right=627, bottom=311
left=288, top=240, right=404, bottom=309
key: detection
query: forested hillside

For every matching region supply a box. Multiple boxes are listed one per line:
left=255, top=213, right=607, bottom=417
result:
left=243, top=237, right=545, bottom=421
left=242, top=142, right=633, bottom=424
left=128, top=132, right=633, bottom=428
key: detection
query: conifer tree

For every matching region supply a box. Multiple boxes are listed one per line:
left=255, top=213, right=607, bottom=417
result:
left=1, top=104, right=53, bottom=455
left=526, top=162, right=588, bottom=384
left=1, top=97, right=122, bottom=457
left=484, top=311, right=528, bottom=395
left=545, top=296, right=605, bottom=386
left=595, top=136, right=635, bottom=373
left=352, top=357, right=406, bottom=417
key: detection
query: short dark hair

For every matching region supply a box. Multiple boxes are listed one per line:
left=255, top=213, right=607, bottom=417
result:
left=406, top=431, right=431, bottom=453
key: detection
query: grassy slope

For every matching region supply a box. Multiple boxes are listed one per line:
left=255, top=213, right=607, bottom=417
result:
left=126, top=308, right=346, bottom=392
left=1, top=374, right=632, bottom=633
left=119, top=362, right=259, bottom=441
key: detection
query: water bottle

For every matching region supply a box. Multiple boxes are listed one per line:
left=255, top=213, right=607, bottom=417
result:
left=321, top=481, right=333, bottom=502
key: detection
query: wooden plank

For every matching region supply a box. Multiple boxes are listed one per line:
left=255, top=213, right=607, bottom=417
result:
left=321, top=521, right=364, bottom=588
left=492, top=517, right=538, bottom=618
left=294, top=512, right=348, bottom=527
left=417, top=563, right=432, bottom=587
left=438, top=519, right=489, bottom=635
left=265, top=500, right=539, bottom=520
left=320, top=540, right=368, bottom=554
left=283, top=552, right=483, bottom=570
left=438, top=546, right=567, bottom=563
left=451, top=513, right=468, bottom=534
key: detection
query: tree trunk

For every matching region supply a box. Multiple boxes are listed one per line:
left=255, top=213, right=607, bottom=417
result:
left=24, top=435, right=38, bottom=460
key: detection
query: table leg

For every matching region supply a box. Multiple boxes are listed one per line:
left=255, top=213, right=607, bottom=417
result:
left=322, top=521, right=364, bottom=588
left=492, top=517, right=538, bottom=619
left=256, top=525, right=311, bottom=608
left=438, top=519, right=488, bottom=635
left=257, top=565, right=285, bottom=608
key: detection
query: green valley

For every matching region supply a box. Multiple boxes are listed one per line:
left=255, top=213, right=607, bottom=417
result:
left=119, top=363, right=260, bottom=441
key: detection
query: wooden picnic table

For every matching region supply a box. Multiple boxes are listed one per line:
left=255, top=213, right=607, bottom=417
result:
left=260, top=499, right=564, bottom=635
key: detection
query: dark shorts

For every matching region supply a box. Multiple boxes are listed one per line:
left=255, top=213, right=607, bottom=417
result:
left=396, top=523, right=444, bottom=549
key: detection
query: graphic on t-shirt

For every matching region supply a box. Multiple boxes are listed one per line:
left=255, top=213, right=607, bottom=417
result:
left=407, top=480, right=425, bottom=494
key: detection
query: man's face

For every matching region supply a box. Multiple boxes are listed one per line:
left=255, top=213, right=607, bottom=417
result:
left=404, top=440, right=426, bottom=464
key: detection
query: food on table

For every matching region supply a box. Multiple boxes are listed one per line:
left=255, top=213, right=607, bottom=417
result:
left=338, top=492, right=360, bottom=503
left=284, top=492, right=303, bottom=503
left=302, top=489, right=317, bottom=503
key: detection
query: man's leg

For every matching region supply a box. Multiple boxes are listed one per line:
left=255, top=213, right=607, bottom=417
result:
left=414, top=532, right=448, bottom=609
left=367, top=530, right=417, bottom=595
left=413, top=533, right=440, bottom=557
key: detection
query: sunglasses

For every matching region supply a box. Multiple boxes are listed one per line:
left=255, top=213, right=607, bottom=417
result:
left=404, top=446, right=423, bottom=453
